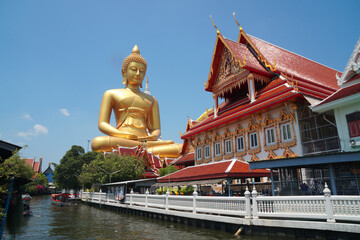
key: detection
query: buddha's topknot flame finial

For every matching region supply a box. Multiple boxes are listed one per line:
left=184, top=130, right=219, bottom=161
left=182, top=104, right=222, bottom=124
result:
left=132, top=45, right=140, bottom=54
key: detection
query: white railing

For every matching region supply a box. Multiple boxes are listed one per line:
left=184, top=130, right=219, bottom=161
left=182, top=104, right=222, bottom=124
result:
left=80, top=183, right=360, bottom=223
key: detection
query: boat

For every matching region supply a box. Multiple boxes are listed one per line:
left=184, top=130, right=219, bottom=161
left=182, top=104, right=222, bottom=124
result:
left=51, top=193, right=71, bottom=207
left=22, top=193, right=32, bottom=215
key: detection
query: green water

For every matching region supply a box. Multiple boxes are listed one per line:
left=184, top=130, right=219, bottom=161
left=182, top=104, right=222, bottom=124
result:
left=2, top=195, right=255, bottom=240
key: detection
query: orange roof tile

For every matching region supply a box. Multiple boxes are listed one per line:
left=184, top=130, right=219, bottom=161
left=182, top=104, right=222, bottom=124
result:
left=157, top=159, right=270, bottom=183
left=206, top=34, right=338, bottom=100
left=248, top=35, right=339, bottom=91
left=170, top=153, right=195, bottom=165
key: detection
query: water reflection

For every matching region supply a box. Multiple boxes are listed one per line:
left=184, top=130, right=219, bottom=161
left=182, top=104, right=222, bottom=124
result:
left=3, top=195, right=243, bottom=240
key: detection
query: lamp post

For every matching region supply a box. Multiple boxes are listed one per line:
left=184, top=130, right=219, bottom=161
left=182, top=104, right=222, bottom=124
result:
left=98, top=167, right=122, bottom=183
left=87, top=140, right=90, bottom=152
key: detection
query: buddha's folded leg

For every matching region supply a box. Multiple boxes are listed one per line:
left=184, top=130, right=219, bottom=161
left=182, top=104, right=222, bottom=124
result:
left=147, top=143, right=182, bottom=159
left=91, top=136, right=139, bottom=152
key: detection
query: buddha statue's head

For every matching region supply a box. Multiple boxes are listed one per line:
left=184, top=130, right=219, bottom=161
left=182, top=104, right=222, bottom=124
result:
left=122, top=45, right=147, bottom=87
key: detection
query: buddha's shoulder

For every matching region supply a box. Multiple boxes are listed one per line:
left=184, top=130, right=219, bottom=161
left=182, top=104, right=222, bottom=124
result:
left=103, top=89, right=128, bottom=97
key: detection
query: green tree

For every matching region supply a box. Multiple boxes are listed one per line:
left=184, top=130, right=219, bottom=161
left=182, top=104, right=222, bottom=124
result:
left=159, top=165, right=178, bottom=177
left=34, top=172, right=49, bottom=187
left=0, top=152, right=34, bottom=217
left=78, top=153, right=145, bottom=188
left=53, top=146, right=101, bottom=190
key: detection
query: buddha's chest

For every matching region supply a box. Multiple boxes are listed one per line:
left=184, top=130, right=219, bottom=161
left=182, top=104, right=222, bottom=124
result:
left=112, top=91, right=153, bottom=112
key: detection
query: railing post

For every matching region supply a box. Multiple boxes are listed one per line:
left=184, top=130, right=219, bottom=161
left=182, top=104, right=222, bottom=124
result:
left=145, top=189, right=149, bottom=208
left=252, top=184, right=258, bottom=219
left=130, top=189, right=134, bottom=206
left=165, top=188, right=170, bottom=210
left=193, top=187, right=198, bottom=214
left=324, top=182, right=335, bottom=222
left=245, top=186, right=251, bottom=219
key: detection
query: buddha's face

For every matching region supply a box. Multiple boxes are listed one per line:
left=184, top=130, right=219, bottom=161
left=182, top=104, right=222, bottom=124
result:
left=125, top=62, right=146, bottom=86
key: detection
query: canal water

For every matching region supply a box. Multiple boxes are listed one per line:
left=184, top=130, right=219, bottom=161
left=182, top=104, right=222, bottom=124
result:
left=2, top=195, right=256, bottom=240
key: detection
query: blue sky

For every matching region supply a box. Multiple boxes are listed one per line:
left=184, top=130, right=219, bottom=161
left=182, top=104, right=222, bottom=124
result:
left=0, top=0, right=359, bottom=170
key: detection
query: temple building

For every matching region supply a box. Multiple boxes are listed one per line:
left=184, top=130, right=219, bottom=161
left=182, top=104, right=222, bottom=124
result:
left=162, top=21, right=357, bottom=196
left=24, top=157, right=43, bottom=178
left=247, top=34, right=360, bottom=195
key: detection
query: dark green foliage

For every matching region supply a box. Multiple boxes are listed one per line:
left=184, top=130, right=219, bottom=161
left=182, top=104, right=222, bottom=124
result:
left=78, top=153, right=145, bottom=188
left=24, top=172, right=49, bottom=194
left=180, top=185, right=194, bottom=195
left=0, top=152, right=34, bottom=218
left=53, top=146, right=101, bottom=190
left=159, top=165, right=178, bottom=177
left=34, top=172, right=49, bottom=187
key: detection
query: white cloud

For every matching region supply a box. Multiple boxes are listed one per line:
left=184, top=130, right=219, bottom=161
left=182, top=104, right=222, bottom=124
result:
left=23, top=113, right=33, bottom=120
left=60, top=108, right=70, bottom=117
left=33, top=124, right=48, bottom=135
left=18, top=124, right=48, bottom=140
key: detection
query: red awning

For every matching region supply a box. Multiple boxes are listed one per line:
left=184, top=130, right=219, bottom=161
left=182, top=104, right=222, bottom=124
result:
left=157, top=159, right=270, bottom=183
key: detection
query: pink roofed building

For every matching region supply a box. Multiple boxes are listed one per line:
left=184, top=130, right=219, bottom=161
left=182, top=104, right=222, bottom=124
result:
left=24, top=157, right=42, bottom=178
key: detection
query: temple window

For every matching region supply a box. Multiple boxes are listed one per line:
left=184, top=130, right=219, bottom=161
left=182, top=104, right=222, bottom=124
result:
left=303, top=121, right=312, bottom=140
left=298, top=104, right=340, bottom=155
left=281, top=123, right=293, bottom=142
left=265, top=127, right=276, bottom=145
left=204, top=145, right=210, bottom=159
left=346, top=111, right=360, bottom=138
left=249, top=132, right=259, bottom=149
left=196, top=147, right=202, bottom=160
left=225, top=139, right=232, bottom=154
left=214, top=142, right=221, bottom=156
left=236, top=136, right=245, bottom=152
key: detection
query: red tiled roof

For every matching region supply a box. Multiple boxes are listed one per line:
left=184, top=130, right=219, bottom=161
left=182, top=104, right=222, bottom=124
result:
left=33, top=162, right=40, bottom=173
left=224, top=39, right=270, bottom=77
left=206, top=34, right=338, bottom=100
left=315, top=81, right=360, bottom=106
left=248, top=35, right=339, bottom=91
left=157, top=159, right=270, bottom=183
left=182, top=77, right=302, bottom=138
left=24, top=158, right=34, bottom=168
left=170, top=153, right=195, bottom=165
left=143, top=171, right=158, bottom=178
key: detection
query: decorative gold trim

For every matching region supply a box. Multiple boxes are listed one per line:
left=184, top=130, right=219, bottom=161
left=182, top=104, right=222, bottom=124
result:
left=251, top=154, right=260, bottom=162
left=235, top=151, right=247, bottom=158
left=234, top=124, right=245, bottom=135
left=247, top=147, right=261, bottom=155
left=223, top=128, right=232, bottom=138
left=279, top=139, right=296, bottom=148
left=209, top=14, right=220, bottom=35
left=237, top=155, right=245, bottom=162
left=265, top=150, right=278, bottom=160
left=282, top=147, right=297, bottom=158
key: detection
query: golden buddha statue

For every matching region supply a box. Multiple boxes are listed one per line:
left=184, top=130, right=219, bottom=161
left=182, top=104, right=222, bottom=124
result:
left=91, top=45, right=182, bottom=158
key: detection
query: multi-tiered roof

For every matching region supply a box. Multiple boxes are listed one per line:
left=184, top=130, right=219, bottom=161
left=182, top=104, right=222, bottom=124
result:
left=182, top=24, right=339, bottom=140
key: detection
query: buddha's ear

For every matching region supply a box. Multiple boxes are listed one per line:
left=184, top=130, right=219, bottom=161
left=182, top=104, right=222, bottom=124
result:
left=122, top=71, right=127, bottom=85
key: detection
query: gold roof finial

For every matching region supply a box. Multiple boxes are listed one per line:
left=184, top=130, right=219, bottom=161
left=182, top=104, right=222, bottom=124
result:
left=210, top=15, right=220, bottom=34
left=233, top=12, right=243, bottom=32
left=132, top=45, right=140, bottom=54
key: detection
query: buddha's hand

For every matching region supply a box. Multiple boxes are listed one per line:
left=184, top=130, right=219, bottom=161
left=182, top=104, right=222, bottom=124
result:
left=137, top=135, right=158, bottom=141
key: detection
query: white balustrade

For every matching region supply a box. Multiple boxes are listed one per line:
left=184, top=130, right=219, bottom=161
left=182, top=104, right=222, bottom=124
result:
left=80, top=184, right=360, bottom=224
